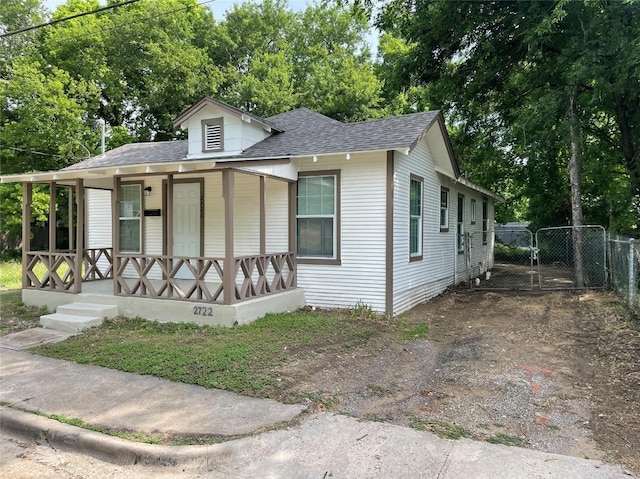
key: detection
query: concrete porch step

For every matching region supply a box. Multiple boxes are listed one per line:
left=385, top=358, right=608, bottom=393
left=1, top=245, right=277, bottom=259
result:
left=57, top=302, right=118, bottom=319
left=40, top=313, right=103, bottom=334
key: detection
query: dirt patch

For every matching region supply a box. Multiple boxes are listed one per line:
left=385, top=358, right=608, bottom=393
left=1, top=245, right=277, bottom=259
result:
left=0, top=290, right=44, bottom=336
left=275, top=290, right=640, bottom=475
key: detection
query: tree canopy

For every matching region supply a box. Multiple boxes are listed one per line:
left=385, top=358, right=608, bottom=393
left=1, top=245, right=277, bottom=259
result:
left=377, top=0, right=640, bottom=232
left=1, top=0, right=638, bottom=242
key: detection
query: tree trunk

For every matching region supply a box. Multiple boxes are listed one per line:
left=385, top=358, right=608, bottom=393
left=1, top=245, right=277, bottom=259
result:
left=568, top=91, right=585, bottom=288
left=613, top=92, right=640, bottom=198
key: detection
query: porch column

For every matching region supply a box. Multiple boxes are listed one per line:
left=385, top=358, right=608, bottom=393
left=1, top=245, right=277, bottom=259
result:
left=48, top=182, right=56, bottom=254
left=68, top=186, right=74, bottom=251
left=48, top=182, right=57, bottom=290
left=166, top=174, right=174, bottom=297
left=222, top=169, right=236, bottom=304
left=166, top=174, right=174, bottom=256
left=74, top=179, right=84, bottom=293
left=112, top=176, right=121, bottom=295
left=22, top=182, right=32, bottom=289
left=288, top=181, right=297, bottom=288
left=259, top=175, right=266, bottom=255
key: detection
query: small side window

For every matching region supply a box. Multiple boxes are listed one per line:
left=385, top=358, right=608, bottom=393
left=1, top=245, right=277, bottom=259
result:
left=470, top=199, right=477, bottom=224
left=440, top=187, right=449, bottom=232
left=410, top=175, right=423, bottom=261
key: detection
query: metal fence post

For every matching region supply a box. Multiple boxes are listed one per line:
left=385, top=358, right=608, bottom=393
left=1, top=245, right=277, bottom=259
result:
left=629, top=238, right=636, bottom=309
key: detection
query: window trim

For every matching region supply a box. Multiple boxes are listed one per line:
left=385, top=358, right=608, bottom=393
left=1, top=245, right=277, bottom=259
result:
left=201, top=118, right=224, bottom=153
left=457, top=194, right=465, bottom=254
left=482, top=197, right=489, bottom=245
left=409, top=174, right=423, bottom=262
left=440, top=187, right=449, bottom=232
left=296, top=170, right=341, bottom=265
left=470, top=198, right=477, bottom=224
left=119, top=181, right=144, bottom=254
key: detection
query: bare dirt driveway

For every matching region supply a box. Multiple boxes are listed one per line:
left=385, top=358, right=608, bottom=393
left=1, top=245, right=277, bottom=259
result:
left=277, top=290, right=640, bottom=476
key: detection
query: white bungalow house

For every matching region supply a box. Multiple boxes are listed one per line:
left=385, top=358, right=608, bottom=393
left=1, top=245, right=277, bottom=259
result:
left=1, top=97, right=499, bottom=328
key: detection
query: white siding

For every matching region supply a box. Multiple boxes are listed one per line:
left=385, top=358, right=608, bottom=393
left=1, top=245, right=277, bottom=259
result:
left=234, top=173, right=260, bottom=256
left=453, top=189, right=494, bottom=280
left=392, top=138, right=496, bottom=314
left=265, top=178, right=289, bottom=253
left=86, top=189, right=112, bottom=249
left=182, top=105, right=271, bottom=159
left=203, top=173, right=225, bottom=257
left=142, top=176, right=164, bottom=256
left=296, top=153, right=387, bottom=312
left=393, top=139, right=455, bottom=314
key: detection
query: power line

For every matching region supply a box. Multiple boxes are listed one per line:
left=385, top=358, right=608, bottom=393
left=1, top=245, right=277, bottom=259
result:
left=4, top=0, right=217, bottom=47
left=1, top=0, right=142, bottom=38
left=6, top=147, right=68, bottom=159
left=40, top=0, right=217, bottom=48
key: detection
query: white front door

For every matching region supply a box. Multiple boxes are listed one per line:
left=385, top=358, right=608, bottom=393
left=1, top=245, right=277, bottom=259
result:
left=173, top=182, right=201, bottom=279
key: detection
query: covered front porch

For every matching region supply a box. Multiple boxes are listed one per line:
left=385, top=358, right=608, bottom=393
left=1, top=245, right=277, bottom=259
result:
left=15, top=161, right=305, bottom=326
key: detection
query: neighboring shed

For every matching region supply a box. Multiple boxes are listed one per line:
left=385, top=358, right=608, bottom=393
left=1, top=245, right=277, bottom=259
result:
left=1, top=97, right=500, bottom=326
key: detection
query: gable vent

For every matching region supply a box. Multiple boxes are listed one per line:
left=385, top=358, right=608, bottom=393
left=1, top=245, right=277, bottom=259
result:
left=201, top=118, right=224, bottom=152
left=205, top=123, right=222, bottom=150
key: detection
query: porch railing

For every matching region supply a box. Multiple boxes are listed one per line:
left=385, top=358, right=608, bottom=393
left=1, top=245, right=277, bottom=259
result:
left=114, top=252, right=296, bottom=303
left=24, top=248, right=114, bottom=291
left=83, top=248, right=113, bottom=281
left=24, top=250, right=296, bottom=304
left=24, top=251, right=78, bottom=291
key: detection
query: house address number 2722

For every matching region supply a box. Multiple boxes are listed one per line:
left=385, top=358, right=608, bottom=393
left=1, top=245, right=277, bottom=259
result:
left=193, top=306, right=213, bottom=317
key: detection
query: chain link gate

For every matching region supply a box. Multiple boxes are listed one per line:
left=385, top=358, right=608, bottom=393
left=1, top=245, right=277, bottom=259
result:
left=536, top=225, right=607, bottom=290
left=461, top=225, right=609, bottom=292
left=465, top=229, right=535, bottom=290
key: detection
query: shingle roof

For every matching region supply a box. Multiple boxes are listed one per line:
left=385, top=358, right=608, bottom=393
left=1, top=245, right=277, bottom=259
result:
left=243, top=109, right=440, bottom=158
left=63, top=140, right=188, bottom=171
left=63, top=108, right=441, bottom=171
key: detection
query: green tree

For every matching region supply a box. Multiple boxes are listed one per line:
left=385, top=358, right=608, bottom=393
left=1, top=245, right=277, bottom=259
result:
left=1, top=56, right=97, bottom=174
left=0, top=0, right=44, bottom=78
left=377, top=0, right=640, bottom=233
left=41, top=0, right=221, bottom=140
left=214, top=0, right=384, bottom=121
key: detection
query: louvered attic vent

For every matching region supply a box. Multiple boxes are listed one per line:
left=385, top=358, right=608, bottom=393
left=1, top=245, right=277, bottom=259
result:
left=201, top=118, right=224, bottom=152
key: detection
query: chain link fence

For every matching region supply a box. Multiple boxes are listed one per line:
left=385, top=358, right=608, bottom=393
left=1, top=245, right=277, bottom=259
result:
left=535, top=225, right=607, bottom=290
left=460, top=225, right=637, bottom=312
left=467, top=229, right=534, bottom=290
left=609, top=235, right=640, bottom=314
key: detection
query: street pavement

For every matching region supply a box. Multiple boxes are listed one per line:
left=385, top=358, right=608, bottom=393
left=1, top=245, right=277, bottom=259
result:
left=0, top=329, right=635, bottom=478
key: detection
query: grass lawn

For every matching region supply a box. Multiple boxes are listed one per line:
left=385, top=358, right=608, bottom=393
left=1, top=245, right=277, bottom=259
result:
left=0, top=260, right=22, bottom=291
left=32, top=311, right=390, bottom=400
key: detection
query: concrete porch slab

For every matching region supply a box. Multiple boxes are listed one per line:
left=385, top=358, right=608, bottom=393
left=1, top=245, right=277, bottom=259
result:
left=23, top=286, right=306, bottom=327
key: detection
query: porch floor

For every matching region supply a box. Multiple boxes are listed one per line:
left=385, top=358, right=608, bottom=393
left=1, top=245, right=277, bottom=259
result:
left=23, top=280, right=306, bottom=327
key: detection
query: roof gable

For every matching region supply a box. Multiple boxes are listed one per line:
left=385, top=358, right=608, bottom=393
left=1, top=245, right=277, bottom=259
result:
left=173, top=97, right=281, bottom=132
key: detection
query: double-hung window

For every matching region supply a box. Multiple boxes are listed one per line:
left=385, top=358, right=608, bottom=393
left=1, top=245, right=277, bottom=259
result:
left=457, top=194, right=465, bottom=253
left=470, top=199, right=477, bottom=224
left=482, top=198, right=488, bottom=244
left=410, top=175, right=423, bottom=260
left=297, top=172, right=339, bottom=262
left=440, top=187, right=449, bottom=232
left=119, top=183, right=142, bottom=253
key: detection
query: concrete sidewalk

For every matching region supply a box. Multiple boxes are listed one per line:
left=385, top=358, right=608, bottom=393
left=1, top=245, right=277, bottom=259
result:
left=0, top=332, right=635, bottom=478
